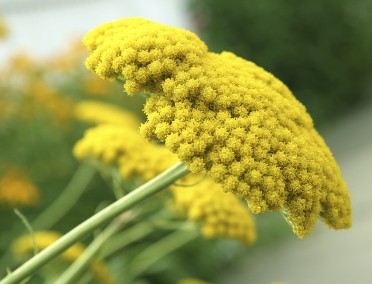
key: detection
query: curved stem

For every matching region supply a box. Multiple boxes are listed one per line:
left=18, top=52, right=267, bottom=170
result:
left=0, top=162, right=189, bottom=284
left=111, top=168, right=124, bottom=199
left=13, top=209, right=38, bottom=256
left=125, top=224, right=198, bottom=282
left=54, top=216, right=125, bottom=284
left=99, top=208, right=173, bottom=259
left=100, top=221, right=155, bottom=259
left=32, top=162, right=96, bottom=230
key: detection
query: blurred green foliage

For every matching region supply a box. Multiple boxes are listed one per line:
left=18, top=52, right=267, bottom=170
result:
left=189, top=0, right=372, bottom=125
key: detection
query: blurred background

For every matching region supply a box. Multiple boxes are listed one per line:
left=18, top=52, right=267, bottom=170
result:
left=1, top=0, right=371, bottom=283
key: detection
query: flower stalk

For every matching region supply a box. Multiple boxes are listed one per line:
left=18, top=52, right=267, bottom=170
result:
left=124, top=223, right=199, bottom=283
left=0, top=162, right=189, bottom=284
left=54, top=215, right=128, bottom=284
left=32, top=162, right=96, bottom=230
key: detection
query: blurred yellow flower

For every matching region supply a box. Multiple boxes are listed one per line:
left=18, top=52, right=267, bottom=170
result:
left=0, top=168, right=39, bottom=207
left=22, top=81, right=74, bottom=125
left=0, top=16, right=8, bottom=40
left=83, top=17, right=351, bottom=238
left=46, top=40, right=87, bottom=72
left=13, top=231, right=114, bottom=284
left=74, top=100, right=140, bottom=128
left=10, top=53, right=34, bottom=70
left=74, top=124, right=177, bottom=181
left=178, top=278, right=209, bottom=284
left=171, top=177, right=256, bottom=244
left=0, top=53, right=36, bottom=80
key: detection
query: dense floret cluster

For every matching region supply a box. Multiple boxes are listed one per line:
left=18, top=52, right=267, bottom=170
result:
left=171, top=177, right=256, bottom=244
left=83, top=17, right=351, bottom=237
left=74, top=124, right=176, bottom=181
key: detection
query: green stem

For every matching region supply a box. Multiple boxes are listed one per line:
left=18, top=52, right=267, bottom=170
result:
left=125, top=224, right=198, bottom=282
left=60, top=211, right=169, bottom=284
left=32, top=162, right=96, bottom=230
left=54, top=216, right=126, bottom=284
left=99, top=208, right=173, bottom=259
left=0, top=162, right=188, bottom=284
left=13, top=209, right=38, bottom=256
left=111, top=168, right=124, bottom=199
left=100, top=208, right=176, bottom=259
left=100, top=221, right=155, bottom=259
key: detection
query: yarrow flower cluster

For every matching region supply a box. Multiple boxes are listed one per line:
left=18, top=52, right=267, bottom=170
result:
left=0, top=17, right=7, bottom=40
left=46, top=41, right=87, bottom=72
left=171, top=177, right=256, bottom=244
left=24, top=81, right=74, bottom=124
left=74, top=100, right=140, bottom=128
left=74, top=124, right=177, bottom=181
left=13, top=231, right=113, bottom=284
left=0, top=168, right=39, bottom=207
left=83, top=17, right=352, bottom=237
left=177, top=278, right=209, bottom=284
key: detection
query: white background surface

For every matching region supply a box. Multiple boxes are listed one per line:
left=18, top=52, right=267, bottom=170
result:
left=0, top=0, right=193, bottom=62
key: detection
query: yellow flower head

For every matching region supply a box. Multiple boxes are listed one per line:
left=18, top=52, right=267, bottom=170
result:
left=0, top=16, right=8, bottom=40
left=84, top=17, right=207, bottom=94
left=118, top=141, right=177, bottom=182
left=83, top=18, right=351, bottom=237
left=177, top=279, right=209, bottom=284
left=74, top=100, right=140, bottom=128
left=74, top=124, right=177, bottom=181
left=4, top=52, right=35, bottom=74
left=13, top=231, right=113, bottom=284
left=0, top=168, right=39, bottom=207
left=171, top=177, right=256, bottom=244
left=22, top=81, right=74, bottom=125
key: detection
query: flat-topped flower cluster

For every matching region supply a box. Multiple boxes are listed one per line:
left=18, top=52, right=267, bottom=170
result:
left=83, top=17, right=351, bottom=238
